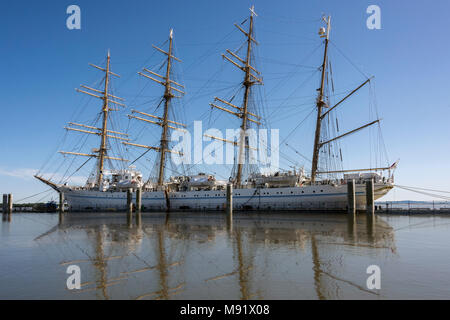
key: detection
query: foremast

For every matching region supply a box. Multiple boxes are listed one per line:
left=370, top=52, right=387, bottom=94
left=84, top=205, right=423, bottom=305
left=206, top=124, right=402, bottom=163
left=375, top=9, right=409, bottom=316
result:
left=57, top=52, right=129, bottom=190
left=159, top=30, right=175, bottom=186
left=126, top=29, right=186, bottom=187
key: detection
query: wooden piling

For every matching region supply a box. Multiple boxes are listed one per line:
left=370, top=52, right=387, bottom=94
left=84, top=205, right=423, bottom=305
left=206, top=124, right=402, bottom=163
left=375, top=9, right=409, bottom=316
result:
left=127, top=188, right=133, bottom=213
left=2, top=194, right=7, bottom=213
left=133, top=187, right=142, bottom=227
left=347, top=179, right=356, bottom=215
left=136, top=188, right=142, bottom=213
left=226, top=184, right=233, bottom=216
left=226, top=184, right=233, bottom=232
left=59, top=192, right=65, bottom=213
left=7, top=194, right=13, bottom=214
left=366, top=179, right=374, bottom=216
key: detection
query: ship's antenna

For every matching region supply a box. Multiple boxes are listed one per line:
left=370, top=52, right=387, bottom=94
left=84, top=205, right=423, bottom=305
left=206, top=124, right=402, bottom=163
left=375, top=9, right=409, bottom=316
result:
left=126, top=29, right=186, bottom=187
left=310, top=16, right=331, bottom=183
left=208, top=6, right=263, bottom=187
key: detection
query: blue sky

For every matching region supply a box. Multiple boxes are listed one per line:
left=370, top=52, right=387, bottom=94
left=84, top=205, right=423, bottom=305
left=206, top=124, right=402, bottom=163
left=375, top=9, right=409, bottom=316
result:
left=1, top=0, right=449, bottom=203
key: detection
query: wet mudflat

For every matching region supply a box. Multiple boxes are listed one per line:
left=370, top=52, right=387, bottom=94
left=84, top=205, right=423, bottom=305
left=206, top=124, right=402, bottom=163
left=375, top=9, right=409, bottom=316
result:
left=1, top=211, right=450, bottom=299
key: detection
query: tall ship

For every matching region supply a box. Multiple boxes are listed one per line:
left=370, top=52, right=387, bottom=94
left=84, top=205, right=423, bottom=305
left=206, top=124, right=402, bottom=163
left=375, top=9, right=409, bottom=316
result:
left=36, top=8, right=396, bottom=212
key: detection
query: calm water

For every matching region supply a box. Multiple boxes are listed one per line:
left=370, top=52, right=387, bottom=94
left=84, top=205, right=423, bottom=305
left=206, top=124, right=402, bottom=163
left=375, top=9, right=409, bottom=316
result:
left=1, top=211, right=450, bottom=300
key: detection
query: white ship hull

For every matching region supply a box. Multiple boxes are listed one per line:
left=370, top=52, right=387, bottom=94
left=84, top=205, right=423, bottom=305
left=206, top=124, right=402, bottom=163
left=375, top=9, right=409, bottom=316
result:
left=60, top=182, right=393, bottom=212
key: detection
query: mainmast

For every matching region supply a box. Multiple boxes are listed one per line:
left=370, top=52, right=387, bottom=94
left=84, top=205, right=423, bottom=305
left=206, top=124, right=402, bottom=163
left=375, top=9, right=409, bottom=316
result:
left=208, top=6, right=262, bottom=187
left=126, top=29, right=186, bottom=187
left=311, top=16, right=331, bottom=183
left=158, top=30, right=175, bottom=186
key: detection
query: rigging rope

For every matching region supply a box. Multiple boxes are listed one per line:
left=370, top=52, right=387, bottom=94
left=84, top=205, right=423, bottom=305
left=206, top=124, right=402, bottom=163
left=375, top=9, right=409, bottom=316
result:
left=329, top=40, right=370, bottom=79
left=395, top=185, right=450, bottom=195
left=14, top=188, right=54, bottom=203
left=395, top=185, right=450, bottom=201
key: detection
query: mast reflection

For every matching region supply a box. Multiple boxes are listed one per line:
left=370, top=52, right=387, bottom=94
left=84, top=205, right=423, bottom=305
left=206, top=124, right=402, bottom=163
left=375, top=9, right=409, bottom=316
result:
left=36, top=212, right=396, bottom=299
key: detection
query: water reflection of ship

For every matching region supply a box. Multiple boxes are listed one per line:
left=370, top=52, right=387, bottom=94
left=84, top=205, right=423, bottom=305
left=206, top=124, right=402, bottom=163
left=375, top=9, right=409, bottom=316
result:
left=44, top=213, right=395, bottom=299
left=155, top=213, right=395, bottom=247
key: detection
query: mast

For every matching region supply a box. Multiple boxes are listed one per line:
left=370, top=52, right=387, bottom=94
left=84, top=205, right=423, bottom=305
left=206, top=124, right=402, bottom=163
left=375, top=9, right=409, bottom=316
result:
left=311, top=16, right=331, bottom=183
left=236, top=8, right=255, bottom=187
left=97, top=51, right=111, bottom=187
left=309, top=17, right=380, bottom=182
left=158, top=30, right=174, bottom=186
left=208, top=6, right=262, bottom=187
left=50, top=52, right=128, bottom=189
left=126, top=30, right=186, bottom=188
